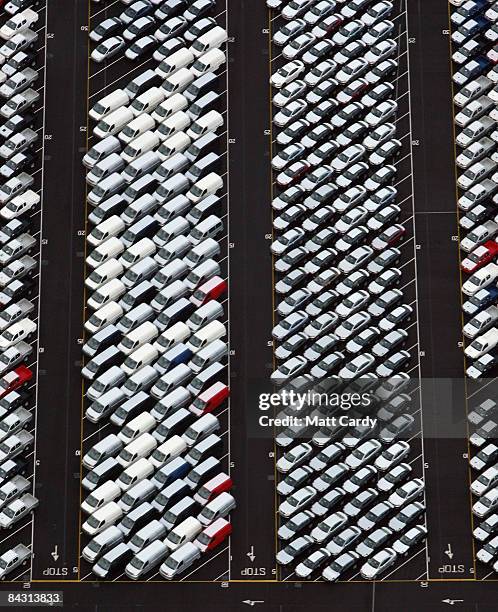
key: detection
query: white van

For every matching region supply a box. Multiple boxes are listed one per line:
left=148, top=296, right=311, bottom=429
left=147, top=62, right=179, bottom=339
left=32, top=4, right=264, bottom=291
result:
left=151, top=279, right=189, bottom=312
left=164, top=516, right=202, bottom=551
left=150, top=363, right=193, bottom=399
left=183, top=237, right=220, bottom=269
left=182, top=414, right=220, bottom=447
left=152, top=93, right=188, bottom=123
left=121, top=343, right=159, bottom=376
left=197, top=492, right=235, bottom=526
left=131, top=87, right=165, bottom=118
left=119, top=237, right=156, bottom=269
left=185, top=258, right=220, bottom=290
left=121, top=131, right=161, bottom=164
left=188, top=215, right=223, bottom=245
left=155, top=48, right=195, bottom=79
left=186, top=172, right=223, bottom=204
left=188, top=338, right=227, bottom=373
left=157, top=131, right=191, bottom=160
left=94, top=106, right=134, bottom=139
left=117, top=432, right=157, bottom=468
left=118, top=321, right=159, bottom=355
left=122, top=150, right=161, bottom=183
left=187, top=300, right=223, bottom=332
left=87, top=216, right=126, bottom=247
left=84, top=301, right=124, bottom=334
left=88, top=278, right=126, bottom=311
left=87, top=173, right=126, bottom=207
left=116, top=457, right=154, bottom=491
left=90, top=89, right=130, bottom=121
left=118, top=113, right=156, bottom=144
left=187, top=320, right=226, bottom=353
left=81, top=480, right=121, bottom=514
left=191, top=48, right=226, bottom=77
left=86, top=153, right=126, bottom=187
left=187, top=110, right=223, bottom=141
left=118, top=412, right=157, bottom=445
left=191, top=26, right=228, bottom=57
left=151, top=386, right=191, bottom=421
left=85, top=258, right=124, bottom=291
left=154, top=322, right=191, bottom=353
left=82, top=501, right=123, bottom=536
left=160, top=542, right=201, bottom=579
left=155, top=110, right=191, bottom=141
left=150, top=435, right=187, bottom=469
left=162, top=67, right=195, bottom=98
left=86, top=237, right=125, bottom=268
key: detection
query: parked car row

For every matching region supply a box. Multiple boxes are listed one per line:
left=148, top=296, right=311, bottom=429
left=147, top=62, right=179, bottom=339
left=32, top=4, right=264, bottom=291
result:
left=0, top=3, right=43, bottom=580
left=80, top=1, right=235, bottom=581
left=268, top=0, right=425, bottom=581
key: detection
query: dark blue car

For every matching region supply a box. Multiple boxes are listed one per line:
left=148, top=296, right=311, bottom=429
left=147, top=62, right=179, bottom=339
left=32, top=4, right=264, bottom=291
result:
left=462, top=286, right=498, bottom=316
left=452, top=15, right=490, bottom=46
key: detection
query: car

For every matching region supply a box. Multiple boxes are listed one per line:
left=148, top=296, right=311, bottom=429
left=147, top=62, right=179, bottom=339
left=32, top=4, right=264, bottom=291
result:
left=345, top=441, right=381, bottom=470
left=276, top=119, right=312, bottom=148
left=361, top=82, right=395, bottom=108
left=302, top=205, right=334, bottom=232
left=275, top=160, right=310, bottom=185
left=364, top=38, right=397, bottom=65
left=322, top=551, right=360, bottom=581
left=364, top=123, right=396, bottom=151
left=371, top=224, right=406, bottom=251
left=277, top=465, right=314, bottom=496
left=338, top=353, right=375, bottom=380
left=271, top=228, right=305, bottom=256
left=468, top=399, right=498, bottom=427
left=370, top=138, right=402, bottom=166
left=336, top=58, right=368, bottom=84
left=311, top=488, right=346, bottom=517
left=454, top=57, right=492, bottom=87
left=334, top=206, right=368, bottom=235
left=304, top=312, right=338, bottom=339
left=380, top=414, right=415, bottom=444
left=473, top=487, right=498, bottom=518
left=368, top=268, right=402, bottom=295
left=295, top=547, right=331, bottom=578
left=310, top=351, right=345, bottom=378
left=277, top=288, right=312, bottom=317
left=303, top=333, right=339, bottom=361
left=125, top=35, right=157, bottom=60
left=89, top=17, right=123, bottom=43
left=458, top=158, right=495, bottom=189
left=375, top=349, right=410, bottom=377
left=306, top=142, right=338, bottom=167
left=476, top=534, right=498, bottom=564
left=340, top=0, right=372, bottom=18
left=389, top=501, right=425, bottom=532
left=365, top=58, right=398, bottom=84
left=276, top=535, right=314, bottom=565
left=274, top=331, right=308, bottom=361
left=91, top=37, right=126, bottom=63
left=471, top=444, right=498, bottom=472
left=301, top=123, right=334, bottom=148
left=330, top=101, right=364, bottom=128
left=272, top=311, right=309, bottom=342
left=122, top=16, right=155, bottom=42
left=362, top=1, right=393, bottom=26
left=312, top=13, right=344, bottom=38
left=458, top=118, right=495, bottom=148
left=272, top=184, right=305, bottom=211
left=362, top=20, right=395, bottom=46
left=461, top=221, right=498, bottom=253
left=278, top=485, right=317, bottom=518
left=471, top=465, right=498, bottom=497
left=273, top=79, right=307, bottom=108
left=303, top=0, right=336, bottom=24
left=271, top=60, right=305, bottom=89
left=282, top=0, right=315, bottom=19
left=306, top=78, right=339, bottom=105
left=467, top=353, right=498, bottom=379
left=345, top=324, right=380, bottom=353
left=335, top=226, right=369, bottom=253
left=276, top=443, right=313, bottom=474
left=356, top=526, right=393, bottom=558
left=474, top=513, right=498, bottom=542
left=334, top=40, right=367, bottom=65
left=331, top=144, right=366, bottom=172
left=326, top=526, right=362, bottom=556
left=372, top=328, right=408, bottom=358
left=304, top=59, right=337, bottom=87
left=389, top=478, right=424, bottom=507
left=312, top=462, right=349, bottom=493
left=332, top=19, right=365, bottom=46
left=273, top=19, right=306, bottom=47
left=302, top=40, right=335, bottom=66
left=342, top=465, right=377, bottom=495
left=282, top=32, right=317, bottom=61
left=184, top=17, right=216, bottom=42
left=273, top=203, right=307, bottom=229
left=360, top=547, right=397, bottom=579
left=272, top=143, right=306, bottom=172
left=273, top=99, right=308, bottom=127
left=300, top=165, right=333, bottom=191
left=358, top=501, right=394, bottom=531
left=154, top=16, right=188, bottom=41
left=335, top=269, right=369, bottom=297
left=120, top=1, right=153, bottom=25
left=336, top=121, right=369, bottom=147
left=344, top=488, right=380, bottom=519
left=278, top=510, right=315, bottom=541
left=335, top=290, right=370, bottom=319
left=271, top=355, right=308, bottom=384
left=338, top=245, right=374, bottom=274
left=377, top=463, right=412, bottom=493
left=307, top=268, right=340, bottom=295
left=470, top=420, right=498, bottom=448
left=275, top=247, right=308, bottom=274
left=305, top=99, right=337, bottom=124
left=304, top=250, right=337, bottom=277
left=375, top=441, right=410, bottom=471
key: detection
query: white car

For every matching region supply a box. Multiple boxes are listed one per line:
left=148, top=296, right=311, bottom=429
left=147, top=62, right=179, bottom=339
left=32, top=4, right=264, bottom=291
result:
left=375, top=441, right=410, bottom=471
left=270, top=60, right=305, bottom=88
left=276, top=442, right=313, bottom=474
left=0, top=317, right=36, bottom=349
left=364, top=38, right=397, bottom=65
left=388, top=478, right=424, bottom=508
left=270, top=355, right=308, bottom=385
left=273, top=99, right=307, bottom=127
left=91, top=37, right=125, bottom=63
left=365, top=100, right=397, bottom=127
left=278, top=486, right=317, bottom=518
left=360, top=548, right=397, bottom=579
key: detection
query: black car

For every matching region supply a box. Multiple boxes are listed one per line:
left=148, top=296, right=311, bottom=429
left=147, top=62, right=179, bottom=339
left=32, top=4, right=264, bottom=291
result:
left=277, top=118, right=311, bottom=147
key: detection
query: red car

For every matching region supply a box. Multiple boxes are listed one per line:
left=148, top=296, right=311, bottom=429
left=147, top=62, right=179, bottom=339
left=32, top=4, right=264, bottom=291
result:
left=194, top=472, right=233, bottom=505
left=194, top=517, right=232, bottom=552
left=371, top=224, right=406, bottom=251
left=190, top=276, right=227, bottom=307
left=461, top=240, right=498, bottom=274
left=0, top=366, right=32, bottom=399
left=189, top=381, right=230, bottom=416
